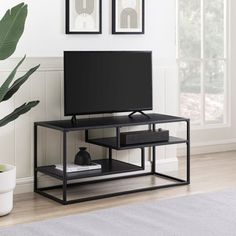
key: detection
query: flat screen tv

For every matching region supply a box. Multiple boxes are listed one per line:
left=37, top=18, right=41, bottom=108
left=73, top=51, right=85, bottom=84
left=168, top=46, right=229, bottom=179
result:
left=64, top=51, right=153, bottom=116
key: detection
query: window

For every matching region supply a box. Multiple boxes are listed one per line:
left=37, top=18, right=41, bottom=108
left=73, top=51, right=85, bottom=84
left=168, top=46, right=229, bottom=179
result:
left=177, top=0, right=228, bottom=126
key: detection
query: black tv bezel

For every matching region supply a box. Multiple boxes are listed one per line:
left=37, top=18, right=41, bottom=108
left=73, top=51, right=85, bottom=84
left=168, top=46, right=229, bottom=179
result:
left=64, top=51, right=153, bottom=116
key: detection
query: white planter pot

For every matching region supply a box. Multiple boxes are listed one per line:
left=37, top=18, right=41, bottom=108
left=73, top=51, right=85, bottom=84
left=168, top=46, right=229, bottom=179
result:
left=0, top=164, right=16, bottom=216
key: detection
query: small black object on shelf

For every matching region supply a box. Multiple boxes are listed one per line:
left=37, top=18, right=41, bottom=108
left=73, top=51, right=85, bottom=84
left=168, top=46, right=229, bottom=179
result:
left=120, top=129, right=169, bottom=146
left=74, top=147, right=91, bottom=166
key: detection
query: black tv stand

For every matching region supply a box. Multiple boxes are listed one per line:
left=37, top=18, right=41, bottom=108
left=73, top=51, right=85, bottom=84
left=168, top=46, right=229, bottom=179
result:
left=34, top=113, right=190, bottom=205
left=129, top=111, right=150, bottom=119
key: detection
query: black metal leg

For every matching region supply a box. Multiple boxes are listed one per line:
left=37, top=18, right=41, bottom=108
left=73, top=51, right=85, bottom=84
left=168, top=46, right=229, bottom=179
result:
left=141, top=148, right=145, bottom=169
left=152, top=124, right=156, bottom=173
left=85, top=130, right=89, bottom=142
left=116, top=127, right=120, bottom=149
left=152, top=124, right=156, bottom=131
left=152, top=146, right=156, bottom=173
left=34, top=124, right=38, bottom=192
left=186, top=120, right=191, bottom=184
left=148, top=124, right=152, bottom=131
left=109, top=148, right=112, bottom=161
left=63, top=131, right=67, bottom=204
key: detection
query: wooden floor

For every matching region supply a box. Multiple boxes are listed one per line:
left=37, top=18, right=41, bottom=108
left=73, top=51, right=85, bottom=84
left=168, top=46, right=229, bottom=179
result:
left=1, top=151, right=236, bottom=228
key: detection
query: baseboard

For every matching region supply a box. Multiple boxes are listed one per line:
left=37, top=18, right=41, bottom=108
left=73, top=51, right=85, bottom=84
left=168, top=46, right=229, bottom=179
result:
left=15, top=177, right=34, bottom=194
left=178, top=138, right=236, bottom=156
left=155, top=158, right=179, bottom=172
left=14, top=158, right=179, bottom=194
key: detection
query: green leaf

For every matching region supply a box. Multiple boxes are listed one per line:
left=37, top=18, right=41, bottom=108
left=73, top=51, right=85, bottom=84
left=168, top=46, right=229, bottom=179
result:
left=0, top=101, right=39, bottom=127
left=3, top=64, right=40, bottom=101
left=0, top=3, right=27, bottom=60
left=0, top=56, right=26, bottom=102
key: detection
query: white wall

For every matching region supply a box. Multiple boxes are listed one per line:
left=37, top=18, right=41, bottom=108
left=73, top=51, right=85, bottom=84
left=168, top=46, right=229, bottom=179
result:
left=0, top=0, right=176, bottom=61
left=0, top=0, right=178, bottom=192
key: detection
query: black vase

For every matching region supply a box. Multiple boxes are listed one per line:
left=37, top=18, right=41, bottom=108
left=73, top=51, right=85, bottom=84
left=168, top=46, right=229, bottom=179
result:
left=74, top=147, right=91, bottom=166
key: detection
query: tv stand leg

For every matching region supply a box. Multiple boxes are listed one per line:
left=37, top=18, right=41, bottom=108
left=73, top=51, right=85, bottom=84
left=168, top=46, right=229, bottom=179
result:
left=128, top=111, right=150, bottom=119
left=109, top=148, right=112, bottom=161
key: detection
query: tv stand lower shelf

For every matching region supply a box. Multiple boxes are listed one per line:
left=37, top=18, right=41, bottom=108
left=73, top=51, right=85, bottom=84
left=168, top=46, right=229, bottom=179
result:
left=34, top=113, right=190, bottom=205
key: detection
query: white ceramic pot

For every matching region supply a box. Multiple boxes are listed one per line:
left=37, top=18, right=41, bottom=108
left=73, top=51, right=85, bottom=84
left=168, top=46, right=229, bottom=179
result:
left=0, top=164, right=16, bottom=216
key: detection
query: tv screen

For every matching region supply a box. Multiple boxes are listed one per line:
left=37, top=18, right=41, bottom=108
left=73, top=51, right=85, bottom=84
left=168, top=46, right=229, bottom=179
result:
left=64, top=51, right=153, bottom=116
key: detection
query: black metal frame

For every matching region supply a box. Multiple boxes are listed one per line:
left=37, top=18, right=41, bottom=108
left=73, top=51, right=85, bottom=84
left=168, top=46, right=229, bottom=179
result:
left=112, top=0, right=145, bottom=34
left=34, top=114, right=190, bottom=205
left=66, top=0, right=102, bottom=34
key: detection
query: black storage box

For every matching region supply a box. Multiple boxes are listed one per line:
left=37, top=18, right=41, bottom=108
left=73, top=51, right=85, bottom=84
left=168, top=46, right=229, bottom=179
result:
left=120, top=129, right=169, bottom=146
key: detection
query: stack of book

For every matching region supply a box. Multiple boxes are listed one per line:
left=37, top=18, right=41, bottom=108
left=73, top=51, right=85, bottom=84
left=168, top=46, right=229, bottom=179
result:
left=55, top=162, right=102, bottom=173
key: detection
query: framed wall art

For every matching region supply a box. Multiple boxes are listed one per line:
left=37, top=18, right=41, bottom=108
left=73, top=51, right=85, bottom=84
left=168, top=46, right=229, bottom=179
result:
left=66, top=0, right=102, bottom=34
left=112, top=0, right=145, bottom=34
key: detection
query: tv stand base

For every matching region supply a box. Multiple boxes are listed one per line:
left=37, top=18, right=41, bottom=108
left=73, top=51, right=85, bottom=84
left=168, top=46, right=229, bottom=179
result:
left=128, top=111, right=150, bottom=119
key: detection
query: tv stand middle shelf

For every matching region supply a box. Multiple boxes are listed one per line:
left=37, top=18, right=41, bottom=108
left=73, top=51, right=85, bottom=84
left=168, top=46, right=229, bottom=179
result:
left=87, top=136, right=187, bottom=150
left=34, top=113, right=190, bottom=205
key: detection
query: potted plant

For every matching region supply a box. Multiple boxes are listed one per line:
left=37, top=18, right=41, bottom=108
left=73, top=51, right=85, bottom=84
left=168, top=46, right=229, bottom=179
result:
left=0, top=3, right=40, bottom=216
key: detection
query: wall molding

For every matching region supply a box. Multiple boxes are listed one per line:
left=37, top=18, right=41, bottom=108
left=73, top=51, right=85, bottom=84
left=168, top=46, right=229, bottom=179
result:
left=0, top=57, right=175, bottom=73
left=0, top=57, right=63, bottom=72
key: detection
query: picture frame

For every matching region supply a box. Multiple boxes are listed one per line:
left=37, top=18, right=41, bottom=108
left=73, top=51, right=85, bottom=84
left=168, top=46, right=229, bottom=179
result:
left=66, top=0, right=102, bottom=34
left=112, top=0, right=145, bottom=34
